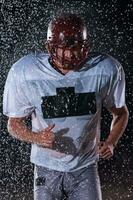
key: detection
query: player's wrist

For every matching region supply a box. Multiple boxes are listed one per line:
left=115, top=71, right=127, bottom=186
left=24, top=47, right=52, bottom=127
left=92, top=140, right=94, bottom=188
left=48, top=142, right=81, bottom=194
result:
left=105, top=140, right=116, bottom=148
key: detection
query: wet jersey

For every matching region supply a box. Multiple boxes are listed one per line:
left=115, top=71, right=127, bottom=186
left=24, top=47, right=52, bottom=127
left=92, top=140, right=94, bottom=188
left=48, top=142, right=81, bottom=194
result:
left=3, top=52, right=126, bottom=172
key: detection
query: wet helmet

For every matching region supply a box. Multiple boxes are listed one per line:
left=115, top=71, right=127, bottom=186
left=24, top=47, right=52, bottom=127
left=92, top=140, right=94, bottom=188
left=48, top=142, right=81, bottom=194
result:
left=46, top=13, right=90, bottom=70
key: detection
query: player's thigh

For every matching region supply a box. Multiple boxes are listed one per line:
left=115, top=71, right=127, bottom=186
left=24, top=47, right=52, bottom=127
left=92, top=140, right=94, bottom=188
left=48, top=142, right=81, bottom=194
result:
left=68, top=164, right=102, bottom=200
left=34, top=165, right=63, bottom=200
left=34, top=183, right=54, bottom=200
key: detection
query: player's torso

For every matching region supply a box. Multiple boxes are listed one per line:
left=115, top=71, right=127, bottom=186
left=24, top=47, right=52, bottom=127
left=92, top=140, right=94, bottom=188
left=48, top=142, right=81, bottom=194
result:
left=19, top=53, right=107, bottom=153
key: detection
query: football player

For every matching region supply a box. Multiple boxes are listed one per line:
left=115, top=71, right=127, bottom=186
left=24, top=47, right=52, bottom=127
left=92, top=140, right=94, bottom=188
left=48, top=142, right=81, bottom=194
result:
left=3, top=13, right=129, bottom=200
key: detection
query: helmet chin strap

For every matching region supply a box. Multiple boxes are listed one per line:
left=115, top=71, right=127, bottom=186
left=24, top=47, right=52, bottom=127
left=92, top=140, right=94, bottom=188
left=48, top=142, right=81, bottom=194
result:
left=52, top=57, right=75, bottom=70
left=51, top=56, right=88, bottom=72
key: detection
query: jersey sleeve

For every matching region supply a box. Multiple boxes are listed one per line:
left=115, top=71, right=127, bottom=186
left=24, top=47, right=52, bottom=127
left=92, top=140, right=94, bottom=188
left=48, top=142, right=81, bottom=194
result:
left=103, top=62, right=126, bottom=109
left=3, top=66, right=35, bottom=117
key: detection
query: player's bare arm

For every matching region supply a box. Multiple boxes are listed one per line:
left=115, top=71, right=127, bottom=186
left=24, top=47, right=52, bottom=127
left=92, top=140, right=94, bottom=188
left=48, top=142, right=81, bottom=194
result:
left=8, top=117, right=55, bottom=148
left=98, top=105, right=129, bottom=159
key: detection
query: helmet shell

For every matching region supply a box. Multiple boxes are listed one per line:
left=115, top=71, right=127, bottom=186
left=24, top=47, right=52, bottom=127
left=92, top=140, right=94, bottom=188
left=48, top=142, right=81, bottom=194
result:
left=47, top=14, right=88, bottom=46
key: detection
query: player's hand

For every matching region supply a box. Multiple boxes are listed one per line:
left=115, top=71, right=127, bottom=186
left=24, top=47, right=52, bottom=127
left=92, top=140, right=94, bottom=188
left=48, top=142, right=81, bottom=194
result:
left=98, top=141, right=114, bottom=159
left=37, top=124, right=55, bottom=148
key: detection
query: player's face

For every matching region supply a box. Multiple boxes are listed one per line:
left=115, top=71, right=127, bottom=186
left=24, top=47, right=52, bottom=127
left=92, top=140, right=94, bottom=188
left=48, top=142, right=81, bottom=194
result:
left=55, top=43, right=88, bottom=70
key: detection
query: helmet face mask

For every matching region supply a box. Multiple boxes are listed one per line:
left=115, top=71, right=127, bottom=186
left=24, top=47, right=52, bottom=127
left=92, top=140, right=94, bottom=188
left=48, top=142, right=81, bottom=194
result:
left=46, top=14, right=90, bottom=70
left=46, top=40, right=89, bottom=70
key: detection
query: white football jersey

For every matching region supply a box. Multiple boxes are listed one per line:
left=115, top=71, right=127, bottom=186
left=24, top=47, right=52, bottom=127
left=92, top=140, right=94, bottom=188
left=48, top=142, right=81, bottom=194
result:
left=3, top=52, right=125, bottom=172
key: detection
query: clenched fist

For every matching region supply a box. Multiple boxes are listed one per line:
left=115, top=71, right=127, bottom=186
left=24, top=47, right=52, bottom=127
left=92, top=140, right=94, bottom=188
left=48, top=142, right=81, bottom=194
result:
left=37, top=124, right=55, bottom=148
left=98, top=141, right=114, bottom=159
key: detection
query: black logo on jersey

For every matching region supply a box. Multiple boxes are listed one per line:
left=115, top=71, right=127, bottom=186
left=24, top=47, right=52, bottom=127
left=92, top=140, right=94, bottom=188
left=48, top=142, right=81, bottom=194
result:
left=41, top=87, right=96, bottom=118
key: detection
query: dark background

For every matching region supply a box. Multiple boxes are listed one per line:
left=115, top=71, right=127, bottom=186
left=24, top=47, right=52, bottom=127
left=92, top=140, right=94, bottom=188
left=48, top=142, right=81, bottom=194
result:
left=0, top=0, right=133, bottom=199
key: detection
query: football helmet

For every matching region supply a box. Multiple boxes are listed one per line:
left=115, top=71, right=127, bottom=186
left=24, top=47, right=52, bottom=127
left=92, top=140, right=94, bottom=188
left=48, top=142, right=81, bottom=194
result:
left=46, top=13, right=90, bottom=70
